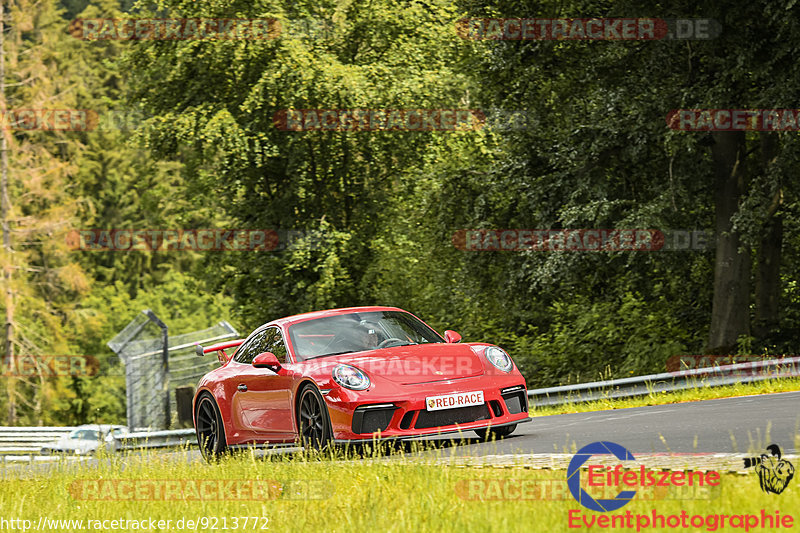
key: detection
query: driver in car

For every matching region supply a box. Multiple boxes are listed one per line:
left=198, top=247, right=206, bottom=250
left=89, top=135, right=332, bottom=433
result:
left=353, top=324, right=380, bottom=351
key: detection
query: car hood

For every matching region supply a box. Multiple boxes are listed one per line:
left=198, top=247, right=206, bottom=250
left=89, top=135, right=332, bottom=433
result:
left=305, top=343, right=486, bottom=385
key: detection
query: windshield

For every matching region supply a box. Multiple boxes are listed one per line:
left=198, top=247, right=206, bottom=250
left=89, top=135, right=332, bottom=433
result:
left=70, top=429, right=100, bottom=441
left=289, top=311, right=444, bottom=361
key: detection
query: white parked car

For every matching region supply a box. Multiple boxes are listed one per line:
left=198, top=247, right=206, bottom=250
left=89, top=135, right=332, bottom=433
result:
left=41, top=424, right=128, bottom=455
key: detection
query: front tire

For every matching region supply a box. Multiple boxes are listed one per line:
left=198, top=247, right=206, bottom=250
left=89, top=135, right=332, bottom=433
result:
left=195, top=393, right=228, bottom=462
left=475, top=424, right=517, bottom=440
left=297, top=385, right=332, bottom=450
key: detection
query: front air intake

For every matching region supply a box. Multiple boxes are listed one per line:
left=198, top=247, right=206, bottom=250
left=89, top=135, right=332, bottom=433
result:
left=414, top=404, right=490, bottom=429
left=352, top=404, right=398, bottom=434
left=501, top=387, right=528, bottom=414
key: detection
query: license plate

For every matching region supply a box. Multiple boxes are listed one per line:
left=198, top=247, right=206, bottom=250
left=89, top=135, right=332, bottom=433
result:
left=425, top=391, right=484, bottom=411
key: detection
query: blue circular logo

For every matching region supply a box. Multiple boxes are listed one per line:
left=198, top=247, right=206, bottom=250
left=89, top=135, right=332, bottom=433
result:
left=567, top=441, right=637, bottom=512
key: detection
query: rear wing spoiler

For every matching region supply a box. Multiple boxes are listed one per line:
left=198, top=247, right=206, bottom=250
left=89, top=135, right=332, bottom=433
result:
left=194, top=339, right=244, bottom=364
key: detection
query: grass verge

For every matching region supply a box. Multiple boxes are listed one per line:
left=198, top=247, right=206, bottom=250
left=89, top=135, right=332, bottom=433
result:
left=0, top=446, right=795, bottom=533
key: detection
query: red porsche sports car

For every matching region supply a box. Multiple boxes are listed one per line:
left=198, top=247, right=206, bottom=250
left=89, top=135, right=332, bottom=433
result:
left=192, top=306, right=530, bottom=460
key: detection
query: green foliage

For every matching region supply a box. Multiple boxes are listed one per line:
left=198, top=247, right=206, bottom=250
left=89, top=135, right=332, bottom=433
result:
left=515, top=293, right=696, bottom=387
left=4, top=0, right=800, bottom=427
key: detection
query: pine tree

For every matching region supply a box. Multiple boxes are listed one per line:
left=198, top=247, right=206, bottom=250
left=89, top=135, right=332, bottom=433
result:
left=0, top=0, right=92, bottom=424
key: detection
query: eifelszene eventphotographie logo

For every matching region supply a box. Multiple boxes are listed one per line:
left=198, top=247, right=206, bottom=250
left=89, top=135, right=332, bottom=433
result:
left=565, top=441, right=795, bottom=531
left=567, top=441, right=794, bottom=532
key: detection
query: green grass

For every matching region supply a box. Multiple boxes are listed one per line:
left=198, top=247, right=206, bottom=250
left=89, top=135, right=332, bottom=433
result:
left=530, top=377, right=800, bottom=417
left=0, top=446, right=796, bottom=532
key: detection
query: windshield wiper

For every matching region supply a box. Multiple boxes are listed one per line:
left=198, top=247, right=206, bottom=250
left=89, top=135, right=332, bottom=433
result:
left=304, top=350, right=357, bottom=360
left=383, top=341, right=417, bottom=348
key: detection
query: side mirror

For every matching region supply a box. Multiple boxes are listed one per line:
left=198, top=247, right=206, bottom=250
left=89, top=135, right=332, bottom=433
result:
left=444, top=330, right=462, bottom=344
left=253, top=351, right=281, bottom=370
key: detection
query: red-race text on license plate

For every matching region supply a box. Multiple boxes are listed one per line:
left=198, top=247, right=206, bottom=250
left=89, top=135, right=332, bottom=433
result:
left=425, top=391, right=484, bottom=411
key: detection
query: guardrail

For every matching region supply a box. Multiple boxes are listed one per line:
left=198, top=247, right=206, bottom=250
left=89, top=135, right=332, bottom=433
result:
left=0, top=426, right=79, bottom=455
left=527, top=356, right=800, bottom=407
left=117, top=428, right=196, bottom=450
left=0, top=426, right=196, bottom=460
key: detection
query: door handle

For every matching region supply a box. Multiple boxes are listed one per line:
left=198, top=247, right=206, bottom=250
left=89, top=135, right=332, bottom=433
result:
left=237, top=384, right=247, bottom=392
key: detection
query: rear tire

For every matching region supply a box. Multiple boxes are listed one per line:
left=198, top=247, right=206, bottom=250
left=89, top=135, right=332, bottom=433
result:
left=195, top=393, right=228, bottom=462
left=474, top=424, right=517, bottom=440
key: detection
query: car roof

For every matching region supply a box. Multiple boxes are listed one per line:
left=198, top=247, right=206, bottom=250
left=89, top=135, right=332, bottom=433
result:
left=72, top=424, right=125, bottom=432
left=270, top=306, right=405, bottom=328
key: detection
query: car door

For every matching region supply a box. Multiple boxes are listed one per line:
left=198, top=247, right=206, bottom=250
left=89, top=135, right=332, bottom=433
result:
left=226, top=330, right=267, bottom=440
left=234, top=327, right=296, bottom=440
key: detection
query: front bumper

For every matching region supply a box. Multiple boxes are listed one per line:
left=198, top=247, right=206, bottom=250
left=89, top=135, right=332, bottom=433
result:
left=40, top=447, right=96, bottom=455
left=332, top=417, right=530, bottom=445
left=326, top=378, right=530, bottom=441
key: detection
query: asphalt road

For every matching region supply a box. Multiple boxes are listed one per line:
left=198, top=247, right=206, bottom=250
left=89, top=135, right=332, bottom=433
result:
left=422, top=391, right=800, bottom=456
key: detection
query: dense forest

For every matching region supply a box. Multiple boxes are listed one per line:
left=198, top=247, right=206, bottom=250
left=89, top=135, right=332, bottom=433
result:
left=1, top=0, right=798, bottom=425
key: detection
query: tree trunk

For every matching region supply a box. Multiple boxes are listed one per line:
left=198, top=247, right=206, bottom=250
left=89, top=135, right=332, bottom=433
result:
left=707, top=131, right=751, bottom=354
left=754, top=132, right=782, bottom=339
left=0, top=0, right=16, bottom=424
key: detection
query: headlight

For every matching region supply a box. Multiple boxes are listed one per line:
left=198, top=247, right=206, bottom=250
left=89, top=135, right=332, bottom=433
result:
left=484, top=346, right=513, bottom=372
left=332, top=364, right=370, bottom=390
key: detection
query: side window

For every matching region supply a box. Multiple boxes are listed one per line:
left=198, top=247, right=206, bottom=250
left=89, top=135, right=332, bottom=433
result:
left=256, top=329, right=276, bottom=359
left=234, top=329, right=271, bottom=364
left=267, top=329, right=288, bottom=364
